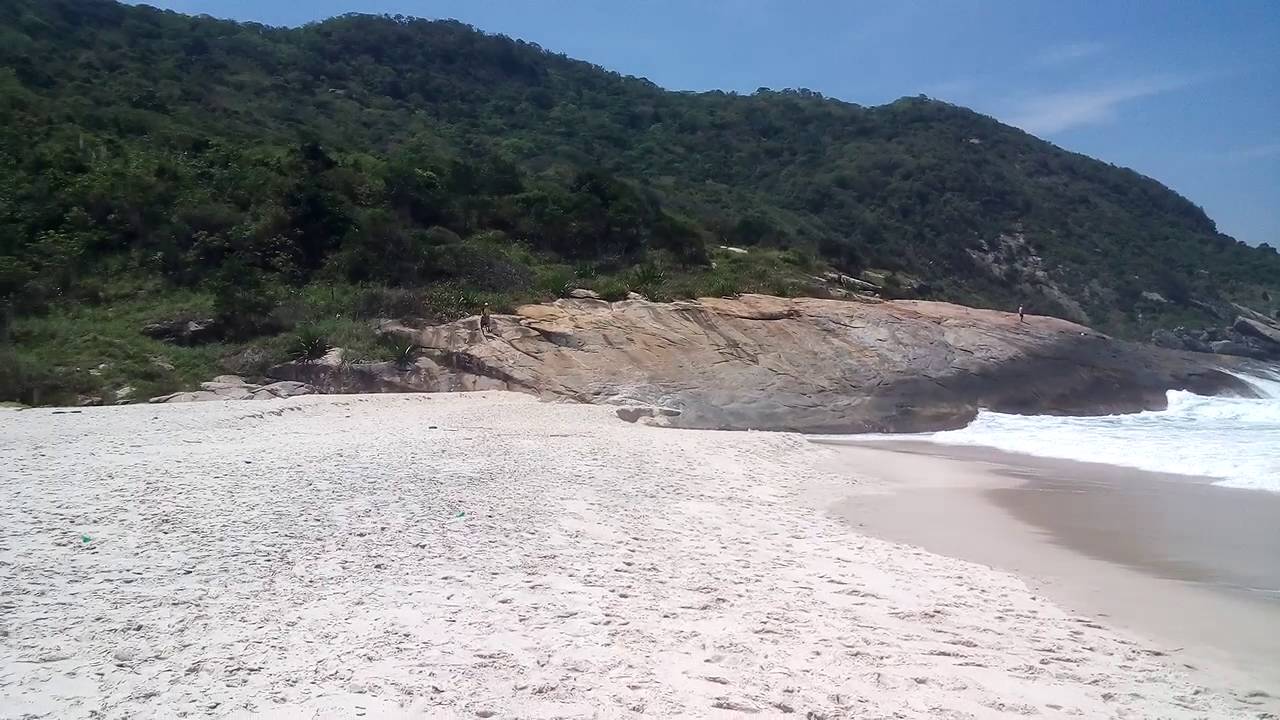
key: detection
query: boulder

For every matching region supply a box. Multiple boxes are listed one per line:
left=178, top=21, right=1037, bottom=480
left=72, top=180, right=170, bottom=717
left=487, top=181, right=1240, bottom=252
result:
left=1150, top=328, right=1211, bottom=354
left=149, top=378, right=318, bottom=403
left=252, top=381, right=316, bottom=399
left=149, top=390, right=227, bottom=403
left=1209, top=340, right=1270, bottom=360
left=218, top=346, right=273, bottom=376
left=1232, top=303, right=1280, bottom=327
left=141, top=317, right=224, bottom=346
left=197, top=380, right=255, bottom=400
left=822, top=272, right=878, bottom=291
left=567, top=288, right=602, bottom=300
left=615, top=406, right=682, bottom=424
left=1233, top=316, right=1280, bottom=347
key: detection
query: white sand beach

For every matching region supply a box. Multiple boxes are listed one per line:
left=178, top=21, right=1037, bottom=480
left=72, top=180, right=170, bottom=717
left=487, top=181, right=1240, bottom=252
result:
left=1, top=393, right=1274, bottom=718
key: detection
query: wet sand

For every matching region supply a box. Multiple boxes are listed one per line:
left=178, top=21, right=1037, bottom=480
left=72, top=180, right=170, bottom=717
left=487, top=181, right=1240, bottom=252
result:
left=815, top=439, right=1280, bottom=694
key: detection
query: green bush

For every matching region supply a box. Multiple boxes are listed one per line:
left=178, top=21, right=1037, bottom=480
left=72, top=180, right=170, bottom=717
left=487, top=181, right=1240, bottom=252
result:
left=590, top=277, right=629, bottom=301
left=288, top=326, right=331, bottom=363
left=380, top=334, right=419, bottom=368
left=533, top=266, right=574, bottom=298
left=627, top=263, right=666, bottom=299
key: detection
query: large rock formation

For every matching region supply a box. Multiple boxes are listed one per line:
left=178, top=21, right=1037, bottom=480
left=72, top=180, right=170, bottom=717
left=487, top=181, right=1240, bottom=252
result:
left=267, top=294, right=1259, bottom=433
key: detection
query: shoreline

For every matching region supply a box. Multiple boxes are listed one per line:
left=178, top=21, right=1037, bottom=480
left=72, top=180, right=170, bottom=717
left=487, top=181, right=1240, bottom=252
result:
left=815, top=438, right=1280, bottom=692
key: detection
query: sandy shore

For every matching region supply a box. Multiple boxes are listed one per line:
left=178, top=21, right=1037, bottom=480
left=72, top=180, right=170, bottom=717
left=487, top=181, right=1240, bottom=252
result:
left=1, top=394, right=1274, bottom=718
left=818, top=440, right=1280, bottom=702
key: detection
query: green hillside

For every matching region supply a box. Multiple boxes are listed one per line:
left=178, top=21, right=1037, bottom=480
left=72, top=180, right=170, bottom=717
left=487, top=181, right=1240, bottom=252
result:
left=1, top=0, right=1277, bottom=404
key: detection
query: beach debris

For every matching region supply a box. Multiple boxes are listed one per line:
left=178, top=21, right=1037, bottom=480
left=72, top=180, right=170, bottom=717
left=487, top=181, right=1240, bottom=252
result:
left=81, top=534, right=92, bottom=544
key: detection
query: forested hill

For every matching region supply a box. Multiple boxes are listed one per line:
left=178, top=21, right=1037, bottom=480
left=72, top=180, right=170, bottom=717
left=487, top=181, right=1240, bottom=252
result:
left=1, top=0, right=1277, bottom=404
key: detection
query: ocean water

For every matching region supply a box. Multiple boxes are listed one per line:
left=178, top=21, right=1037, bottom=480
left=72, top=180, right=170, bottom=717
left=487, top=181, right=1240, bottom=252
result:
left=896, top=369, right=1280, bottom=493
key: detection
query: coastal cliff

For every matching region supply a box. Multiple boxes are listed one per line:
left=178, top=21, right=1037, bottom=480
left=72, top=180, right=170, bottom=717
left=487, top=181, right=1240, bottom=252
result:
left=265, top=294, right=1251, bottom=433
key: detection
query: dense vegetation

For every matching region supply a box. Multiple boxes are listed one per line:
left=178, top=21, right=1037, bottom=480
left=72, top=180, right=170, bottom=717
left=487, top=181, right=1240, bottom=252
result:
left=1, top=0, right=1277, bottom=404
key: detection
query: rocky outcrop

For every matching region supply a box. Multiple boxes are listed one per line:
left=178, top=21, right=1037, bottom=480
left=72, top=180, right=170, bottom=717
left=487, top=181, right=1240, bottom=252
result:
left=263, top=294, right=1259, bottom=433
left=1152, top=315, right=1280, bottom=361
left=265, top=348, right=513, bottom=395
left=149, top=376, right=317, bottom=403
left=1234, top=316, right=1280, bottom=348
left=1151, top=328, right=1213, bottom=354
left=141, top=317, right=224, bottom=346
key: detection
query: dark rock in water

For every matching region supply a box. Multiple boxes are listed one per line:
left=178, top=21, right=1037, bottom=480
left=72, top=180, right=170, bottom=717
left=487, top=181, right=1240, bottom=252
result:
left=263, top=294, right=1255, bottom=434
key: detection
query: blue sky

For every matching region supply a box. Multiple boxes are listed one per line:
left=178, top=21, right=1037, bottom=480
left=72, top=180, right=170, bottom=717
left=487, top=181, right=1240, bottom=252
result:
left=131, top=0, right=1279, bottom=247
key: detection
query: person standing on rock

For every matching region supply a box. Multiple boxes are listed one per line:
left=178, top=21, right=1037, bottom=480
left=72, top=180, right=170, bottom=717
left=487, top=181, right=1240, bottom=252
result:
left=1018, top=304, right=1026, bottom=323
left=480, top=304, right=492, bottom=337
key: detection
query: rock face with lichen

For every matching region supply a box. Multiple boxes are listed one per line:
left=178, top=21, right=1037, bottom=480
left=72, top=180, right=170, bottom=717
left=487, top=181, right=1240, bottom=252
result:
left=264, top=294, right=1257, bottom=433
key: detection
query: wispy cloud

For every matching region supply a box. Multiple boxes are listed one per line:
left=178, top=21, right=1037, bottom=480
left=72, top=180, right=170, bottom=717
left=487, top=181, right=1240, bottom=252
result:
left=1034, top=41, right=1105, bottom=67
left=1220, top=143, right=1280, bottom=161
left=925, top=42, right=1106, bottom=103
left=1005, top=76, right=1194, bottom=135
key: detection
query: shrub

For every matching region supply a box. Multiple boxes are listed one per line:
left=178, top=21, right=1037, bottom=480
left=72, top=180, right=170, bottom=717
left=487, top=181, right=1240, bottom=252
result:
left=352, top=286, right=427, bottom=319
left=702, top=274, right=742, bottom=298
left=380, top=335, right=418, bottom=367
left=288, top=326, right=330, bottom=363
left=420, top=284, right=485, bottom=323
left=627, top=263, right=666, bottom=298
left=533, top=266, right=574, bottom=298
left=591, top=277, right=629, bottom=301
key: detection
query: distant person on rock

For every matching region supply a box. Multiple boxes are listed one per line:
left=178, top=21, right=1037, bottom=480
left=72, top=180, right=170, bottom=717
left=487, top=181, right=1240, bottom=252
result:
left=480, top=304, right=492, bottom=337
left=1018, top=304, right=1026, bottom=323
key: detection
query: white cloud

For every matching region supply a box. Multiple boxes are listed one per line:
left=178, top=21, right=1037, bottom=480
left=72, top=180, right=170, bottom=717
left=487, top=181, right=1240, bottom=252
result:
left=1005, top=76, right=1192, bottom=135
left=1034, top=41, right=1105, bottom=66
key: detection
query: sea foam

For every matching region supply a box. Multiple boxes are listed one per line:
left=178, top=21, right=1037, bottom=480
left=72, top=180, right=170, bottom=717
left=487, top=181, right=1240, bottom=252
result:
left=898, top=369, right=1280, bottom=493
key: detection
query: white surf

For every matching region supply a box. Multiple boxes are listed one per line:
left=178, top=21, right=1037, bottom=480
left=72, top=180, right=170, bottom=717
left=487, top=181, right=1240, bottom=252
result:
left=893, top=369, right=1280, bottom=492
